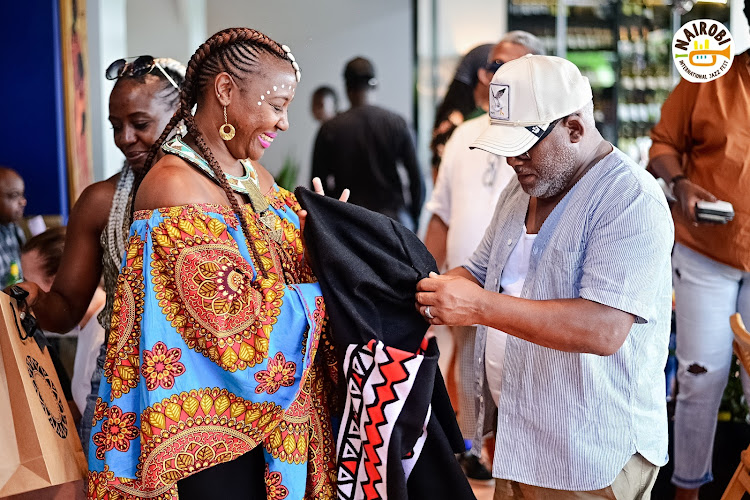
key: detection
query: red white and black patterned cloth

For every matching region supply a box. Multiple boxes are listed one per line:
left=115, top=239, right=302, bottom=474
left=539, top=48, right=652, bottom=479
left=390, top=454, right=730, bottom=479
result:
left=296, top=187, right=475, bottom=500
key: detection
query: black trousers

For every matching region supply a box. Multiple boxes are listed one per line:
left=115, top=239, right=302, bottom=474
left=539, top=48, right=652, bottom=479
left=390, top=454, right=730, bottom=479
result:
left=176, top=446, right=266, bottom=499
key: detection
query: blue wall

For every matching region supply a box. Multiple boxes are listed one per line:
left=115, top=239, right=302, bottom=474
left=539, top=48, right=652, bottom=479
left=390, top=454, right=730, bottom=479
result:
left=0, top=0, right=68, bottom=218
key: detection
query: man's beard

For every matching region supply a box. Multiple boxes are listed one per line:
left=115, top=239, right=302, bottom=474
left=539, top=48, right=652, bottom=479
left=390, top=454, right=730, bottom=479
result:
left=525, top=144, right=578, bottom=198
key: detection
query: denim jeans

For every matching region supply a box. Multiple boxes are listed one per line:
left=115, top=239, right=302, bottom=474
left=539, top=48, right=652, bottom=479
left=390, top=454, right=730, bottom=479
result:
left=77, top=342, right=106, bottom=460
left=671, top=243, right=750, bottom=489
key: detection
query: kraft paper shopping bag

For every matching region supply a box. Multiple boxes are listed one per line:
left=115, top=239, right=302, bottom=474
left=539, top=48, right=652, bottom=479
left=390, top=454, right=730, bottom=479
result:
left=0, top=291, right=87, bottom=497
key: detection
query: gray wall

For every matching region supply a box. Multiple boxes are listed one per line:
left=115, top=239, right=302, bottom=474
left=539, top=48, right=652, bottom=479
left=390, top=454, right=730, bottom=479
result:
left=126, top=0, right=207, bottom=72
left=206, top=0, right=414, bottom=186
left=88, top=0, right=414, bottom=185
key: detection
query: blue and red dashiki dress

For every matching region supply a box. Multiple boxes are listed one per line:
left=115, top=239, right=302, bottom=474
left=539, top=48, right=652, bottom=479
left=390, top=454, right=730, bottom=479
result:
left=87, top=187, right=338, bottom=499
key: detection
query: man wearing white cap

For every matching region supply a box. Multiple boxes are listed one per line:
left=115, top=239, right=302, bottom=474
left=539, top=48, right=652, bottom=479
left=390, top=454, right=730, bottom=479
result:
left=423, top=30, right=545, bottom=481
left=416, top=55, right=673, bottom=498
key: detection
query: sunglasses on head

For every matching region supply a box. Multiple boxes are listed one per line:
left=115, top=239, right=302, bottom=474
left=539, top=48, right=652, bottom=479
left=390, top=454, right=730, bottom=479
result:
left=485, top=59, right=505, bottom=74
left=105, top=55, right=179, bottom=89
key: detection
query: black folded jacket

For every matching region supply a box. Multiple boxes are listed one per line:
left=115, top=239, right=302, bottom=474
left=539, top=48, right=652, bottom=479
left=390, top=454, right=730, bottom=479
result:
left=295, top=187, right=476, bottom=500
left=295, top=187, right=436, bottom=353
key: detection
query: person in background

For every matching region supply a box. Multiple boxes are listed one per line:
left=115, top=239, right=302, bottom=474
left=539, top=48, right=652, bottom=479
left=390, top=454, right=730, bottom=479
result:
left=429, top=43, right=493, bottom=183
left=417, top=55, right=672, bottom=499
left=14, top=56, right=186, bottom=458
left=423, top=30, right=545, bottom=481
left=0, top=167, right=27, bottom=287
left=311, top=85, right=339, bottom=124
left=649, top=3, right=750, bottom=498
left=312, top=56, right=424, bottom=231
left=20, top=226, right=106, bottom=441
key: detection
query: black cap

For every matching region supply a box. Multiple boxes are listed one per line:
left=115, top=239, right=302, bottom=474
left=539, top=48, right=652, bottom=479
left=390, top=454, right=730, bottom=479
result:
left=344, top=56, right=377, bottom=90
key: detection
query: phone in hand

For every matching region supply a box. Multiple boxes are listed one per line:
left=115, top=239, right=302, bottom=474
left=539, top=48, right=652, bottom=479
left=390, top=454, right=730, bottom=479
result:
left=695, top=200, right=734, bottom=224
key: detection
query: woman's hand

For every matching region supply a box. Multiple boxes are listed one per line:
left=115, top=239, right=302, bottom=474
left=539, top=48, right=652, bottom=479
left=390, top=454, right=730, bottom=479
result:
left=4, top=281, right=43, bottom=308
left=297, top=177, right=350, bottom=234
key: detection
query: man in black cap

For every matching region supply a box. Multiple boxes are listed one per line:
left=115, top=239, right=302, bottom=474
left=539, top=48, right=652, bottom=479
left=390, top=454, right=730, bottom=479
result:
left=312, top=56, right=424, bottom=231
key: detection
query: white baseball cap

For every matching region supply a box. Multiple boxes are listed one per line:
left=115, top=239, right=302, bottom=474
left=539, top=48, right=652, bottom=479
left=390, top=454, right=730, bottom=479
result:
left=470, top=54, right=593, bottom=157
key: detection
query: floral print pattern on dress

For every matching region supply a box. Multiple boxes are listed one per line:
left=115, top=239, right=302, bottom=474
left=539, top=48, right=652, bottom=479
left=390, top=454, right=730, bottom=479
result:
left=88, top=196, right=337, bottom=499
left=92, top=405, right=139, bottom=460
left=255, top=352, right=297, bottom=395
left=265, top=464, right=289, bottom=499
left=149, top=208, right=283, bottom=372
left=141, top=342, right=186, bottom=391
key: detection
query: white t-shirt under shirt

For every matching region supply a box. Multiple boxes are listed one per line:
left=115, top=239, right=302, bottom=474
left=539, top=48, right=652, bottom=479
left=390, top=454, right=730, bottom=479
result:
left=424, top=114, right=516, bottom=271
left=485, top=226, right=536, bottom=405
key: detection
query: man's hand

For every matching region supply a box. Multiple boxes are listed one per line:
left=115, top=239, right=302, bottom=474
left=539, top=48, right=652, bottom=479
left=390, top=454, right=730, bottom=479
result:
left=415, top=271, right=485, bottom=326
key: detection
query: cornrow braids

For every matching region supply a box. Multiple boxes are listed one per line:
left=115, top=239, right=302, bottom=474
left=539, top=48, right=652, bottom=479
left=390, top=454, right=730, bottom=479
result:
left=136, top=27, right=297, bottom=278
left=184, top=113, right=269, bottom=279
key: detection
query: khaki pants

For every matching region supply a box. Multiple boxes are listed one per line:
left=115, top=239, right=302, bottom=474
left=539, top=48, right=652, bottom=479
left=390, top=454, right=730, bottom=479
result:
left=493, top=454, right=659, bottom=500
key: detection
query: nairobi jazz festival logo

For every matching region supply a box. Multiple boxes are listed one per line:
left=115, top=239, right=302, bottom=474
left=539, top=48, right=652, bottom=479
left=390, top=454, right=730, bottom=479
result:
left=673, top=19, right=734, bottom=83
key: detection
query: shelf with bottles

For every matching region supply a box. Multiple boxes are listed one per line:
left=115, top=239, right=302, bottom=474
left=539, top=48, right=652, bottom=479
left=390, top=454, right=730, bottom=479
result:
left=509, top=1, right=618, bottom=55
left=618, top=130, right=653, bottom=168
left=566, top=27, right=616, bottom=51
left=508, top=0, right=557, bottom=17
left=507, top=13, right=558, bottom=54
left=616, top=0, right=676, bottom=164
left=508, top=0, right=619, bottom=17
left=618, top=3, right=674, bottom=78
left=593, top=90, right=618, bottom=144
left=617, top=82, right=666, bottom=166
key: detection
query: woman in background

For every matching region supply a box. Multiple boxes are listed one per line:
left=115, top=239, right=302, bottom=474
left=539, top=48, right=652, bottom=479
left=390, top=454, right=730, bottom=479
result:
left=16, top=57, right=186, bottom=456
left=429, top=43, right=493, bottom=182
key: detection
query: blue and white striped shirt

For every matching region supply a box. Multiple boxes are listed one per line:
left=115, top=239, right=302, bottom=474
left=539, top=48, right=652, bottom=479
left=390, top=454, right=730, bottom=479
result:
left=465, top=148, right=673, bottom=490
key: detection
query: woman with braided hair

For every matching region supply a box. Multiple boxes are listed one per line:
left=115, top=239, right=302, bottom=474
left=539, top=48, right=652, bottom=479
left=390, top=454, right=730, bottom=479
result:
left=13, top=56, right=186, bottom=455
left=87, top=28, right=345, bottom=499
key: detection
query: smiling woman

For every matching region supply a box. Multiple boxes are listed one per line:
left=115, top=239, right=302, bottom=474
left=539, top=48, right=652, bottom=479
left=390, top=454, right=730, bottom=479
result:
left=86, top=28, right=339, bottom=500
left=13, top=56, right=186, bottom=459
left=109, top=78, right=174, bottom=169
left=107, top=56, right=184, bottom=170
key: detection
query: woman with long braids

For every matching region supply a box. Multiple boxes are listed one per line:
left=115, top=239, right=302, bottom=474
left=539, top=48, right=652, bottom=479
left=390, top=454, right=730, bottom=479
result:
left=14, top=57, right=186, bottom=454
left=87, top=28, right=344, bottom=499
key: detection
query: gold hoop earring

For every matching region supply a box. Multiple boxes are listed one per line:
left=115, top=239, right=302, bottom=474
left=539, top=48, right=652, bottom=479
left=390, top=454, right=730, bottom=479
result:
left=219, top=105, right=236, bottom=141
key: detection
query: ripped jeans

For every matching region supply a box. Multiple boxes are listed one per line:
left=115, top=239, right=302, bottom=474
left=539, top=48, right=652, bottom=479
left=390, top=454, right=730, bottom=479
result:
left=671, top=243, right=750, bottom=489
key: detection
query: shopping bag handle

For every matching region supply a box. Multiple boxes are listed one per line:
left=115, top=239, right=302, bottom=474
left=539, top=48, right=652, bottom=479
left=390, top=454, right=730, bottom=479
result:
left=8, top=286, right=50, bottom=353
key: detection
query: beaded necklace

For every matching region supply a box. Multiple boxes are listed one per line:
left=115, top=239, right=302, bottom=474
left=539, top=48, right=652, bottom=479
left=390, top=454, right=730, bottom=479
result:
left=161, top=136, right=283, bottom=243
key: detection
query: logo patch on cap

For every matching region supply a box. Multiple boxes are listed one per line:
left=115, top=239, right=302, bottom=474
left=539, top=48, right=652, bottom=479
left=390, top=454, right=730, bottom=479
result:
left=525, top=125, right=545, bottom=138
left=489, top=83, right=509, bottom=121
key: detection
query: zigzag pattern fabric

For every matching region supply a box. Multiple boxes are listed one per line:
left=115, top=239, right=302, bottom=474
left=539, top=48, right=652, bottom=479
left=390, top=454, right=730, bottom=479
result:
left=337, top=339, right=432, bottom=500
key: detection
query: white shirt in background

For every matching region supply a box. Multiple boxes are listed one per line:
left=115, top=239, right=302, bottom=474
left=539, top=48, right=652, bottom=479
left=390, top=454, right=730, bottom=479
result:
left=72, top=305, right=105, bottom=413
left=425, top=114, right=516, bottom=271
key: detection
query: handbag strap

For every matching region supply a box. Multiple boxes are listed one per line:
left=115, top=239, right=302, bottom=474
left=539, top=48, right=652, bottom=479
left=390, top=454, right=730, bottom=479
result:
left=9, top=300, right=30, bottom=341
left=7, top=287, right=49, bottom=352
